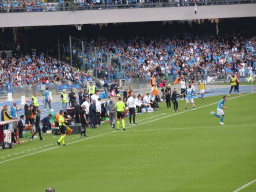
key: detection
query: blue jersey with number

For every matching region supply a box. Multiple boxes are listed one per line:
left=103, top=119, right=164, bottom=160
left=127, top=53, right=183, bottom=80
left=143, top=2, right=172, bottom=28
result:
left=185, top=88, right=194, bottom=99
left=217, top=99, right=225, bottom=109
left=45, top=90, right=49, bottom=100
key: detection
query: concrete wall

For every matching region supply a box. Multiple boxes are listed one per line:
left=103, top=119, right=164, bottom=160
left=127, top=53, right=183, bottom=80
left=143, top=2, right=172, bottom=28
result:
left=0, top=4, right=255, bottom=28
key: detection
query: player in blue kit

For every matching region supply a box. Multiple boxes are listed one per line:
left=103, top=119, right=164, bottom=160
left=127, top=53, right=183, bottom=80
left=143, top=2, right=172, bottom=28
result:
left=184, top=85, right=195, bottom=111
left=210, top=95, right=227, bottom=125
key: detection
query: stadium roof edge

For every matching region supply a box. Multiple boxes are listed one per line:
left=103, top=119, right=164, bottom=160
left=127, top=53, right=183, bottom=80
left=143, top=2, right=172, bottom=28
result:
left=0, top=4, right=255, bottom=28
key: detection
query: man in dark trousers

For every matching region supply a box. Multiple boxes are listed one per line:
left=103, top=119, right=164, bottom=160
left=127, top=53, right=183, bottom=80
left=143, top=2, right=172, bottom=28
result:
left=165, top=89, right=171, bottom=108
left=69, top=88, right=76, bottom=107
left=78, top=89, right=84, bottom=106
left=41, top=114, right=52, bottom=133
left=30, top=109, right=43, bottom=141
left=74, top=101, right=81, bottom=123
left=89, top=100, right=97, bottom=128
left=79, top=105, right=88, bottom=137
left=127, top=94, right=136, bottom=125
left=24, top=99, right=30, bottom=124
left=172, top=88, right=180, bottom=112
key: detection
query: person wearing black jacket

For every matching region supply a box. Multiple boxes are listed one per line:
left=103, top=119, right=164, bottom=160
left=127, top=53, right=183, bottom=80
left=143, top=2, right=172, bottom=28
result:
left=18, top=115, right=34, bottom=138
left=165, top=90, right=171, bottom=108
left=69, top=88, right=76, bottom=107
left=24, top=99, right=30, bottom=124
left=78, top=89, right=83, bottom=106
left=30, top=109, right=43, bottom=141
left=89, top=100, right=97, bottom=128
left=74, top=101, right=81, bottom=123
left=172, top=88, right=180, bottom=112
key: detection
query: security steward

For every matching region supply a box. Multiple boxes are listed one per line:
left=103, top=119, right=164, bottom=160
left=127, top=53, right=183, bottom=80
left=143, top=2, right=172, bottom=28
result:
left=115, top=97, right=126, bottom=131
left=61, top=89, right=69, bottom=110
left=31, top=92, right=39, bottom=110
left=88, top=84, right=96, bottom=103
left=228, top=75, right=237, bottom=96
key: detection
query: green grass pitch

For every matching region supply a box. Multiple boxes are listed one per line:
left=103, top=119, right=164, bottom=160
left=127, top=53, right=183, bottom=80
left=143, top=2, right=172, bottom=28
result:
left=1, top=93, right=256, bottom=192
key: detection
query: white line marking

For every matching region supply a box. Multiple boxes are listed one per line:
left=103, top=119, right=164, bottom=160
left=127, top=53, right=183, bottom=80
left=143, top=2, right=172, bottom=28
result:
left=233, top=179, right=256, bottom=192
left=0, top=132, right=113, bottom=165
left=125, top=94, right=252, bottom=129
left=0, top=94, right=252, bottom=165
left=123, top=124, right=253, bottom=132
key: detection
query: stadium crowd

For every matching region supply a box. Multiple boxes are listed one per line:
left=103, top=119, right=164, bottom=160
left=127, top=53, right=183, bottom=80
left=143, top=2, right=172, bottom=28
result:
left=0, top=51, right=92, bottom=90
left=85, top=34, right=256, bottom=80
left=0, top=0, right=206, bottom=12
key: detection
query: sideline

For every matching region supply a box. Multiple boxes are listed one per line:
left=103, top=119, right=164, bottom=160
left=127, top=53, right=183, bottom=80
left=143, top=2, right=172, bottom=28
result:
left=233, top=179, right=256, bottom=192
left=0, top=93, right=252, bottom=165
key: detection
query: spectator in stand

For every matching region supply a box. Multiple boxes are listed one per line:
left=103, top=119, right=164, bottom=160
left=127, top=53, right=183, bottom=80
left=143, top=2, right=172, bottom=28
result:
left=87, top=67, right=93, bottom=77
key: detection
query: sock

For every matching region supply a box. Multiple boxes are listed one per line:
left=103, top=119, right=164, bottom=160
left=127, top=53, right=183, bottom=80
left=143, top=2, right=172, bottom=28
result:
left=62, top=135, right=66, bottom=144
left=58, top=135, right=64, bottom=143
left=122, top=119, right=125, bottom=128
left=193, top=107, right=195, bottom=109
left=220, top=116, right=224, bottom=122
left=185, top=108, right=187, bottom=110
left=214, top=113, right=219, bottom=118
left=117, top=121, right=120, bottom=129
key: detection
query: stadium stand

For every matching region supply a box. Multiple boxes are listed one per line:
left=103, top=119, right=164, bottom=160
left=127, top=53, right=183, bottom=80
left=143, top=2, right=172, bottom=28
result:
left=70, top=33, right=256, bottom=81
left=0, top=0, right=254, bottom=13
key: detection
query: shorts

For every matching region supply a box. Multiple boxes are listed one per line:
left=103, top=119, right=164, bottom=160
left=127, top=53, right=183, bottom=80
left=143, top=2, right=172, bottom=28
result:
left=59, top=125, right=67, bottom=134
left=200, top=89, right=205, bottom=94
left=117, top=111, right=124, bottom=119
left=217, top=108, right=224, bottom=116
left=186, top=98, right=194, bottom=104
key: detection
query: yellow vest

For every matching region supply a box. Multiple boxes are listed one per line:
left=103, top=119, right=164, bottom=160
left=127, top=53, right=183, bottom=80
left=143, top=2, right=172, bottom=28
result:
left=231, top=77, right=237, bottom=86
left=199, top=81, right=205, bottom=90
left=3, top=110, right=12, bottom=121
left=32, top=96, right=39, bottom=106
left=58, top=115, right=65, bottom=126
left=88, top=86, right=95, bottom=94
left=61, top=93, right=68, bottom=103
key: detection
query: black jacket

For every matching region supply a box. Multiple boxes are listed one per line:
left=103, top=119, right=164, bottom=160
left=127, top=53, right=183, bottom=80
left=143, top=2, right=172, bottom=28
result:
left=89, top=104, right=96, bottom=116
left=18, top=119, right=25, bottom=130
left=74, top=104, right=81, bottom=115
left=24, top=103, right=29, bottom=116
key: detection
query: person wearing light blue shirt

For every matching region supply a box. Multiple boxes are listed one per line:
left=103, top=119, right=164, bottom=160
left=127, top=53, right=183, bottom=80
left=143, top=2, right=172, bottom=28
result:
left=44, top=87, right=51, bottom=111
left=210, top=95, right=227, bottom=125
left=184, top=85, right=195, bottom=111
left=10, top=102, right=20, bottom=118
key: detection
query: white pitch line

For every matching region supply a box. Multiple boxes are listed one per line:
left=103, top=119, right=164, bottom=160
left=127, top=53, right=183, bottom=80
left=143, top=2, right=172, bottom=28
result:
left=233, top=179, right=256, bottom=192
left=0, top=94, right=252, bottom=165
left=0, top=132, right=113, bottom=165
left=124, top=93, right=252, bottom=129
left=123, top=124, right=254, bottom=132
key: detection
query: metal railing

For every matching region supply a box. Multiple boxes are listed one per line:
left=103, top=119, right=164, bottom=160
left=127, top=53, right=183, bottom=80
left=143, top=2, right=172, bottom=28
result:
left=0, top=0, right=255, bottom=13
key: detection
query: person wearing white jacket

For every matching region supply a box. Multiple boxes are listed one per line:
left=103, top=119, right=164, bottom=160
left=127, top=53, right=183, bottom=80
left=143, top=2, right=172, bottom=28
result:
left=81, top=97, right=90, bottom=123
left=96, top=98, right=102, bottom=126
left=127, top=94, right=136, bottom=125
left=135, top=95, right=143, bottom=114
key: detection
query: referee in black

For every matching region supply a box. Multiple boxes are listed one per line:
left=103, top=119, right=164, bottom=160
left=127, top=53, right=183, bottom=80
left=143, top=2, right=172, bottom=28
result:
left=172, top=88, right=180, bottom=112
